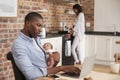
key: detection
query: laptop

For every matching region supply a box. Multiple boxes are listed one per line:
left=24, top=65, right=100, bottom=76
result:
left=61, top=56, right=95, bottom=79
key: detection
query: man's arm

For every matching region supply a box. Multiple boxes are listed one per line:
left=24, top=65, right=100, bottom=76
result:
left=47, top=65, right=80, bottom=75
left=35, top=65, right=81, bottom=80
left=11, top=42, right=46, bottom=80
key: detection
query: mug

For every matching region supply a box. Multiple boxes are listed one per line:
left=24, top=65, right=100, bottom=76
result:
left=110, top=62, right=120, bottom=74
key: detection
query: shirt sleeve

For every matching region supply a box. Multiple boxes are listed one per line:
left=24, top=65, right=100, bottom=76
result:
left=11, top=41, right=46, bottom=80
left=73, top=13, right=85, bottom=41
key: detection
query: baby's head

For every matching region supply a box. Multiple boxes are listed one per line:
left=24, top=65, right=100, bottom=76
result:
left=43, top=42, right=53, bottom=50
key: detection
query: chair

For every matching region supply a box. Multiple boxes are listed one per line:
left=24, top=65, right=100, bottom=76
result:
left=7, top=52, right=26, bottom=80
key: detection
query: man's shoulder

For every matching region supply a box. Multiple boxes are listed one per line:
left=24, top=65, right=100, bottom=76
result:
left=12, top=36, right=28, bottom=49
left=13, top=36, right=25, bottom=44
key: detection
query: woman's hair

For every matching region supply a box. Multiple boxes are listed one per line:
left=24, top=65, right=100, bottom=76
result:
left=73, top=4, right=83, bottom=15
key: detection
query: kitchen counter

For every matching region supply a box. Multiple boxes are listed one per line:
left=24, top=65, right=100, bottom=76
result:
left=40, top=33, right=64, bottom=39
left=85, top=31, right=120, bottom=36
left=43, top=31, right=120, bottom=39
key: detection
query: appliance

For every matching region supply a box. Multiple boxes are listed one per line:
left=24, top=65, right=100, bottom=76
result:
left=62, top=36, right=74, bottom=65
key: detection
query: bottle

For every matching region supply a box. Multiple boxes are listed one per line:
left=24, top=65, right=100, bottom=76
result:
left=41, top=25, right=46, bottom=38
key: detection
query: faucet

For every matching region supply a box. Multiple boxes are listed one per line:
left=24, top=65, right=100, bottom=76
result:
left=113, top=24, right=117, bottom=36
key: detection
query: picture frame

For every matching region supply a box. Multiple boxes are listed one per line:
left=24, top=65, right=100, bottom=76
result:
left=0, top=0, right=18, bottom=17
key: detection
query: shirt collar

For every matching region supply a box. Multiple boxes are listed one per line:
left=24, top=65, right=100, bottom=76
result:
left=19, top=31, right=33, bottom=42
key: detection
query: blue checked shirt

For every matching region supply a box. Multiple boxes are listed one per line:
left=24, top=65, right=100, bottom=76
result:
left=11, top=32, right=47, bottom=80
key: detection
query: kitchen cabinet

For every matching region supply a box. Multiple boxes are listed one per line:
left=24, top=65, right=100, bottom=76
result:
left=40, top=36, right=62, bottom=66
left=95, top=36, right=112, bottom=61
left=94, top=0, right=120, bottom=32
left=85, top=35, right=96, bottom=57
left=85, top=35, right=120, bottom=65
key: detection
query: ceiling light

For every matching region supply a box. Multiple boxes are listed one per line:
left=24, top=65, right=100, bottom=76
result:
left=38, top=8, right=48, bottom=13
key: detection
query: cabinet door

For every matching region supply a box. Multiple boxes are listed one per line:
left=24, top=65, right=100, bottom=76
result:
left=41, top=37, right=62, bottom=66
left=85, top=35, right=96, bottom=57
left=95, top=36, right=112, bottom=61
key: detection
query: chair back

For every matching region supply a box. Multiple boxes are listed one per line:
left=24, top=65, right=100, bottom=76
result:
left=7, top=52, right=26, bottom=80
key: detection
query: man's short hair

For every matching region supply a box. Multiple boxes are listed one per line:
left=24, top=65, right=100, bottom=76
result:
left=25, top=12, right=43, bottom=22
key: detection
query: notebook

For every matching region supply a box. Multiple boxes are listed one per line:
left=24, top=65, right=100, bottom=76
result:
left=61, top=56, right=95, bottom=79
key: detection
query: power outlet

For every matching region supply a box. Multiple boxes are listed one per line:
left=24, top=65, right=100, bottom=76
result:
left=86, top=22, right=91, bottom=27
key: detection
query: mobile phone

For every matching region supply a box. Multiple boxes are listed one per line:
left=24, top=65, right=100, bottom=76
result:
left=48, top=74, right=60, bottom=80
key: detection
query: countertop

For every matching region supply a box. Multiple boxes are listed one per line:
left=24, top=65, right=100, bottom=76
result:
left=85, top=31, right=120, bottom=36
left=43, top=31, right=120, bottom=38
left=42, top=31, right=120, bottom=38
left=45, top=33, right=64, bottom=38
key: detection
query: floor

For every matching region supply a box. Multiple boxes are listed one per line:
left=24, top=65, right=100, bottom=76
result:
left=93, top=64, right=120, bottom=75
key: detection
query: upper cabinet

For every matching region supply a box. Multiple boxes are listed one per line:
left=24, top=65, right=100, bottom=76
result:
left=94, top=0, right=120, bottom=32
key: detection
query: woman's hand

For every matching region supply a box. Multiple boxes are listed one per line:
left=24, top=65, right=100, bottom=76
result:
left=66, top=33, right=71, bottom=39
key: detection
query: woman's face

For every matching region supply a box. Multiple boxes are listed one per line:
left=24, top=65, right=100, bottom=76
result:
left=73, top=8, right=78, bottom=14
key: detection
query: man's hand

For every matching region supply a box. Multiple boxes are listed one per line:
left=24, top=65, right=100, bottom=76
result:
left=52, top=52, right=60, bottom=67
left=47, top=65, right=80, bottom=75
left=61, top=65, right=81, bottom=74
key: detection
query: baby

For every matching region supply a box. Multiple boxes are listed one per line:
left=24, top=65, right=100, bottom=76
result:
left=43, top=42, right=60, bottom=68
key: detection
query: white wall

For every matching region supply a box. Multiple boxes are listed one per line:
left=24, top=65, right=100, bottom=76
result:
left=94, top=0, right=120, bottom=32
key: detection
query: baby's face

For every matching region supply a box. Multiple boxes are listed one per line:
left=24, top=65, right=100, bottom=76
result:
left=43, top=43, right=52, bottom=50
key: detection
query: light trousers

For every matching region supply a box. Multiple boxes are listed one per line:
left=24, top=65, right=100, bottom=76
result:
left=71, top=36, right=85, bottom=64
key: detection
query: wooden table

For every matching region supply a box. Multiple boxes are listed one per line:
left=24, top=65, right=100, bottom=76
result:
left=58, top=71, right=120, bottom=80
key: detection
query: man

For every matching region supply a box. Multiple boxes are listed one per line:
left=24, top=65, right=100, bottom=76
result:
left=11, top=12, right=80, bottom=80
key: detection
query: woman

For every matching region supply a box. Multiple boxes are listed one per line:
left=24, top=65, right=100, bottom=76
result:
left=67, top=4, right=85, bottom=64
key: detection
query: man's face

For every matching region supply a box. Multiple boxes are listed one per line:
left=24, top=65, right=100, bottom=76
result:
left=27, top=17, right=43, bottom=38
